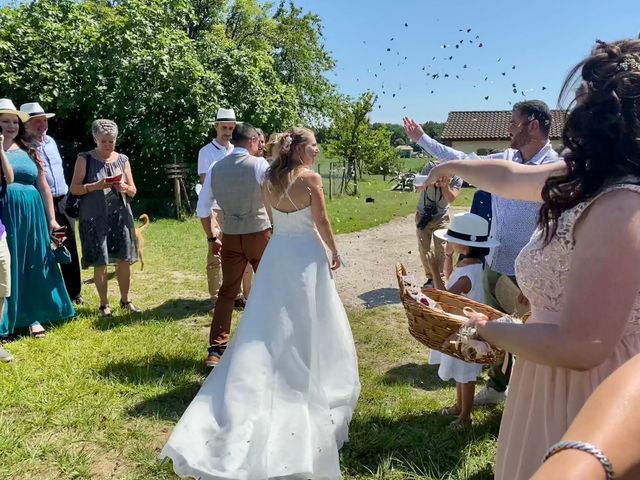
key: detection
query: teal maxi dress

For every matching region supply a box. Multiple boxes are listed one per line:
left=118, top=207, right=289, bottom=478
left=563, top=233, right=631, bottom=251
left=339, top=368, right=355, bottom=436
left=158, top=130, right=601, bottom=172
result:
left=0, top=149, right=75, bottom=336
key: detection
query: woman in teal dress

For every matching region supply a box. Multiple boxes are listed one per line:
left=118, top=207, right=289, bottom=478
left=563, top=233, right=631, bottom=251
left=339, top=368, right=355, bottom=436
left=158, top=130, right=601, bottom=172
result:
left=0, top=102, right=75, bottom=338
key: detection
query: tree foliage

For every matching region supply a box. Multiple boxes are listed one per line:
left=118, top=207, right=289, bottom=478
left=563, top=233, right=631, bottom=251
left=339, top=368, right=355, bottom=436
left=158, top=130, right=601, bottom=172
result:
left=372, top=123, right=409, bottom=147
left=326, top=92, right=401, bottom=190
left=422, top=121, right=446, bottom=142
left=0, top=0, right=338, bottom=214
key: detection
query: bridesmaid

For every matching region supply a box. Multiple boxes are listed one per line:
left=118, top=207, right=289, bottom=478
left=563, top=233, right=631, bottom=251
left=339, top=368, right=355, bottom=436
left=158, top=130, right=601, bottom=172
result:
left=0, top=99, right=74, bottom=338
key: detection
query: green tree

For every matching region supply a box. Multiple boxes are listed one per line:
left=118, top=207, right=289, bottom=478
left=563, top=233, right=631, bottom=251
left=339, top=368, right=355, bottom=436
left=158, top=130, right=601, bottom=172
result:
left=373, top=122, right=409, bottom=146
left=422, top=121, right=446, bottom=141
left=326, top=93, right=399, bottom=194
left=0, top=0, right=340, bottom=215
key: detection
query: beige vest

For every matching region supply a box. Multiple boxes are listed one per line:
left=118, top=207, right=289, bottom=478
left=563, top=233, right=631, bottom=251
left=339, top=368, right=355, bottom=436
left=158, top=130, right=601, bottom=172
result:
left=210, top=151, right=271, bottom=235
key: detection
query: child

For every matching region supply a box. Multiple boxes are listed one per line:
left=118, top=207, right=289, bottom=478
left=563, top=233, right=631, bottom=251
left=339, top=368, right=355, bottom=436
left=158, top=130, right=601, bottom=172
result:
left=426, top=212, right=499, bottom=429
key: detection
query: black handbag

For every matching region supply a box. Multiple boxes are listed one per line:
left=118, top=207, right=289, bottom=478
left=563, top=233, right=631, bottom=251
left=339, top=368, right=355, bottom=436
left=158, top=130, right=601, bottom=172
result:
left=65, top=193, right=81, bottom=218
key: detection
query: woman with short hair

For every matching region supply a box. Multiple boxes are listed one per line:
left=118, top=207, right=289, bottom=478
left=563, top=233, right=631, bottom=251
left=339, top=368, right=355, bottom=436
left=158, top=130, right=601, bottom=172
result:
left=70, top=119, right=140, bottom=316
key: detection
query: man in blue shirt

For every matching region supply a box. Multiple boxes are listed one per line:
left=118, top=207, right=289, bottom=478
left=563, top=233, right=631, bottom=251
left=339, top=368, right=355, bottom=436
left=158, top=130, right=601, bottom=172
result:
left=405, top=101, right=560, bottom=405
left=21, top=102, right=83, bottom=304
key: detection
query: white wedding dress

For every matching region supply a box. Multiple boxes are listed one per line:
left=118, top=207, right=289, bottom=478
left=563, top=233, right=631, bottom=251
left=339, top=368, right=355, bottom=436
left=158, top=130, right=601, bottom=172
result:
left=161, top=205, right=361, bottom=480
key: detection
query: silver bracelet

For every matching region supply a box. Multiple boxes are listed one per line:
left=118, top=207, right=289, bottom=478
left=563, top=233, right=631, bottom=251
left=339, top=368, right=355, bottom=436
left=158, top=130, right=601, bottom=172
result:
left=543, top=441, right=615, bottom=479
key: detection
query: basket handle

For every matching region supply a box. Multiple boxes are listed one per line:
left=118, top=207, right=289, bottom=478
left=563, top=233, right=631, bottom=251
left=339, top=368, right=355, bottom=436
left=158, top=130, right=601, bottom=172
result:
left=462, top=306, right=478, bottom=317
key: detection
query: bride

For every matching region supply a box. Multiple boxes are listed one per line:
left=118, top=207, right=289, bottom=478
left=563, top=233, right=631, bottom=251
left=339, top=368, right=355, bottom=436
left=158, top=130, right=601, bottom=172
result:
left=161, top=127, right=360, bottom=479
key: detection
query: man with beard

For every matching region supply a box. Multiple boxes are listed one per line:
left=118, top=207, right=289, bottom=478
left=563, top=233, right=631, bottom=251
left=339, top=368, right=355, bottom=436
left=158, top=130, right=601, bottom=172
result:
left=404, top=100, right=559, bottom=405
left=20, top=102, right=83, bottom=304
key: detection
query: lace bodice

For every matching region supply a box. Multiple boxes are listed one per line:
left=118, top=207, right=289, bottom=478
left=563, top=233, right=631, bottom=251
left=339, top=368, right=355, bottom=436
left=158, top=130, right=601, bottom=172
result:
left=515, top=183, right=640, bottom=332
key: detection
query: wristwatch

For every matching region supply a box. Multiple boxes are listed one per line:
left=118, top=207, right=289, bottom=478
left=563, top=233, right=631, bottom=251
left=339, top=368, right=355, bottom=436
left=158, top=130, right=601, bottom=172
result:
left=207, top=236, right=218, bottom=243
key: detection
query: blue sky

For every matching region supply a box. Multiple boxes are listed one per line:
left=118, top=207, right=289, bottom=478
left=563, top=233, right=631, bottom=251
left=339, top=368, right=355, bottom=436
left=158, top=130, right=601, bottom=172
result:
left=295, top=0, right=640, bottom=123
left=3, top=0, right=639, bottom=124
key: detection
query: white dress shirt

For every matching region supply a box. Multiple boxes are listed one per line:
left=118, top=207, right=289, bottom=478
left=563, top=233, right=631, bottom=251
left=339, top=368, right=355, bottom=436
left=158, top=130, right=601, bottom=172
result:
left=197, top=139, right=234, bottom=210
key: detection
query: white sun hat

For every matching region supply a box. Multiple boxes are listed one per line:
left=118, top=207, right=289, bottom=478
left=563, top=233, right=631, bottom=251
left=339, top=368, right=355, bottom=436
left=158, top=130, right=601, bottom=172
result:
left=434, top=212, right=500, bottom=248
left=215, top=108, right=236, bottom=123
left=20, top=102, right=56, bottom=120
left=0, top=99, right=30, bottom=122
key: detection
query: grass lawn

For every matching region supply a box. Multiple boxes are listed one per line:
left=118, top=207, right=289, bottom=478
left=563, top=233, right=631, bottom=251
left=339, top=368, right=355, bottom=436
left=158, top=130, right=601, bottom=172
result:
left=324, top=179, right=474, bottom=234
left=0, top=187, right=488, bottom=480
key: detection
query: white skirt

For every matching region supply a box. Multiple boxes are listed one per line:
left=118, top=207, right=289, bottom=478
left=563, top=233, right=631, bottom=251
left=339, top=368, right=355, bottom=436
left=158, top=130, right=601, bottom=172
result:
left=160, top=228, right=360, bottom=479
left=429, top=350, right=482, bottom=384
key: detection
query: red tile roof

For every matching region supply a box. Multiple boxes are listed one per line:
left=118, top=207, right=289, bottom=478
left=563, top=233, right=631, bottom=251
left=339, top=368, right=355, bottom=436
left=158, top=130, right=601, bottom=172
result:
left=441, top=110, right=567, bottom=141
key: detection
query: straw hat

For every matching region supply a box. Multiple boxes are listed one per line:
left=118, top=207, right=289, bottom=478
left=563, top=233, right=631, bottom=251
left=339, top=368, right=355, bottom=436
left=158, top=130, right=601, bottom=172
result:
left=0, top=99, right=30, bottom=122
left=20, top=102, right=56, bottom=120
left=215, top=108, right=236, bottom=123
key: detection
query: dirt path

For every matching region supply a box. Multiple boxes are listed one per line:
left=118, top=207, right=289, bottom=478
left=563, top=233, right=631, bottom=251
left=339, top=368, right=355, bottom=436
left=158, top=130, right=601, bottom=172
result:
left=333, top=208, right=467, bottom=310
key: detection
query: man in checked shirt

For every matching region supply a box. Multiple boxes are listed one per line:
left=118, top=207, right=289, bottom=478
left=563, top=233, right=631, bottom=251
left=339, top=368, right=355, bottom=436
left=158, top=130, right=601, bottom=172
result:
left=404, top=100, right=560, bottom=405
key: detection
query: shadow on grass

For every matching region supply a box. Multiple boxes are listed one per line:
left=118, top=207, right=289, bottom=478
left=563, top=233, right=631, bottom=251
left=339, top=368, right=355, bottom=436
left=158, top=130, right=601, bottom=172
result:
left=128, top=382, right=202, bottom=422
left=96, top=353, right=206, bottom=384
left=342, top=408, right=501, bottom=478
left=382, top=362, right=448, bottom=392
left=96, top=353, right=206, bottom=421
left=358, top=288, right=401, bottom=309
left=91, top=298, right=212, bottom=331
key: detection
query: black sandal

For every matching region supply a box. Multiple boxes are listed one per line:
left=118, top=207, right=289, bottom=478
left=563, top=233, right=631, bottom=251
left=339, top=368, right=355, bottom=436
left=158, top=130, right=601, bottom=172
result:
left=99, top=305, right=112, bottom=318
left=120, top=300, right=141, bottom=313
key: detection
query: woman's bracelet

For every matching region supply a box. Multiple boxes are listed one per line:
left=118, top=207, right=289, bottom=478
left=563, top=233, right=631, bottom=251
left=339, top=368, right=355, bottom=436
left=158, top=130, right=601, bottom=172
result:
left=543, top=441, right=614, bottom=480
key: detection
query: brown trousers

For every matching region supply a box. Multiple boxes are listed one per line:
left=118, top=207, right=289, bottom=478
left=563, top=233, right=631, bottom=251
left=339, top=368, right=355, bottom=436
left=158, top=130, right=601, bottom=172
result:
left=415, top=212, right=450, bottom=280
left=209, top=228, right=271, bottom=346
left=207, top=210, right=253, bottom=303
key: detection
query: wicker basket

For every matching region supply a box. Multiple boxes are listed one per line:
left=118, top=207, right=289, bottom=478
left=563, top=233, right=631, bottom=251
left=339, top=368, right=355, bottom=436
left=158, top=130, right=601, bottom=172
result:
left=396, top=263, right=505, bottom=364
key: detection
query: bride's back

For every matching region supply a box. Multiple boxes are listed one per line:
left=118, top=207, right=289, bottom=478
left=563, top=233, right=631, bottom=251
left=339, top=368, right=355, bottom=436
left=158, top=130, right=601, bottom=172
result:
left=265, top=169, right=314, bottom=213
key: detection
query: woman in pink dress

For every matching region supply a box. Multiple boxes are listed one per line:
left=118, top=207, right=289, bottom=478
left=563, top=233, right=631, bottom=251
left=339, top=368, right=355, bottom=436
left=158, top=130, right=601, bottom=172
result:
left=417, top=38, right=640, bottom=479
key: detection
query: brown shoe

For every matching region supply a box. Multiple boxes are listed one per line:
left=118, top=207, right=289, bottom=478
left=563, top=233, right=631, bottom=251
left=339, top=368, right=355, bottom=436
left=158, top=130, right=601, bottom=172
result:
left=206, top=345, right=226, bottom=368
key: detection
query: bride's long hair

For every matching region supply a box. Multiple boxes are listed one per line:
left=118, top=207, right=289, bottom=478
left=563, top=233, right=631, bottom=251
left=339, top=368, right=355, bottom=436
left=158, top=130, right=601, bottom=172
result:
left=265, top=127, right=314, bottom=195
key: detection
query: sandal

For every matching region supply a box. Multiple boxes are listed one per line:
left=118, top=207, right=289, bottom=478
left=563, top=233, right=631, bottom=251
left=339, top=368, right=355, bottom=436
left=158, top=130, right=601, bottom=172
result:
left=99, top=305, right=112, bottom=318
left=29, top=322, right=46, bottom=339
left=449, top=417, right=473, bottom=431
left=438, top=406, right=461, bottom=416
left=119, top=300, right=141, bottom=313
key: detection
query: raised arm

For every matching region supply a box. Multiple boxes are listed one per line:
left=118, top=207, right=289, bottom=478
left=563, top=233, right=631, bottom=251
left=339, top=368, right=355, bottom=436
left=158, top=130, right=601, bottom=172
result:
left=421, top=159, right=566, bottom=202
left=469, top=189, right=640, bottom=371
left=403, top=117, right=467, bottom=160
left=306, top=171, right=340, bottom=270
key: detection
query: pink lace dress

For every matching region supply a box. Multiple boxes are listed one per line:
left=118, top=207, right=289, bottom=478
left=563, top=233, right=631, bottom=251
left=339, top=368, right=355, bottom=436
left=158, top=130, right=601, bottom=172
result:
left=496, top=184, right=640, bottom=480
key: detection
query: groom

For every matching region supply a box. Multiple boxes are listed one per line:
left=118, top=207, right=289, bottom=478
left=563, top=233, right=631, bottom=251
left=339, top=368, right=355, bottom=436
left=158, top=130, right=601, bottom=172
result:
left=201, top=123, right=271, bottom=367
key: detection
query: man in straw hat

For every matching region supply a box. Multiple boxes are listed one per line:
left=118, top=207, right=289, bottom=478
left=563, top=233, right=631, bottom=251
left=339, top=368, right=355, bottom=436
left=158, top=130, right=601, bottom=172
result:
left=20, top=102, right=83, bottom=305
left=197, top=108, right=249, bottom=312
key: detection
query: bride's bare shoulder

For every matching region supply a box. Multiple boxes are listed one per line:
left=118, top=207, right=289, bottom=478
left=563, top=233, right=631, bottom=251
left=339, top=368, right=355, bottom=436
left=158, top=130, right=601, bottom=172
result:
left=299, top=169, right=322, bottom=186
